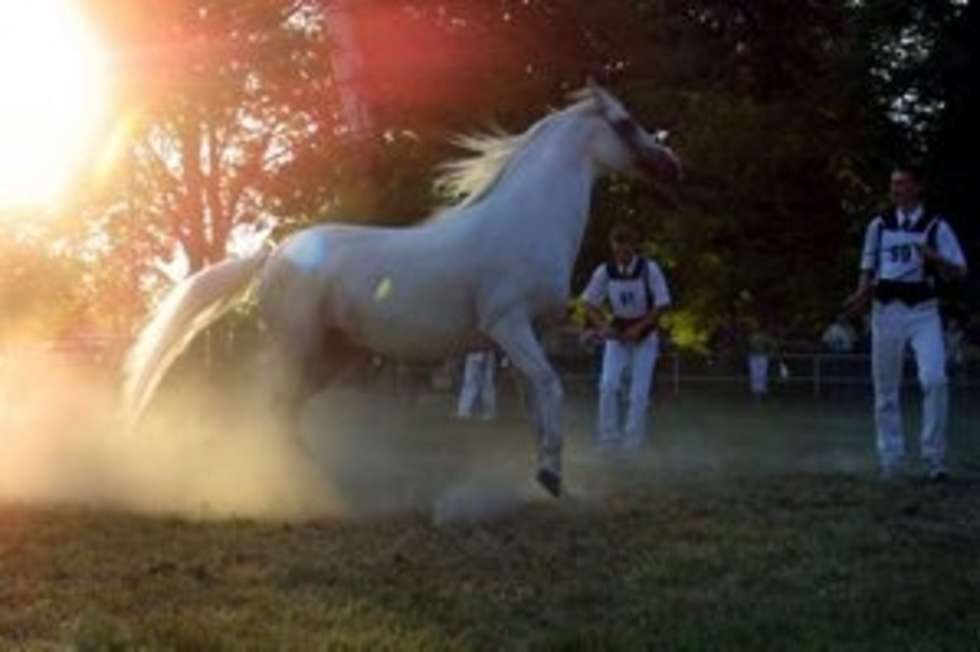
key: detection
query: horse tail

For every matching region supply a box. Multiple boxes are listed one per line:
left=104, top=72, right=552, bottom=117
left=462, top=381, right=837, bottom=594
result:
left=122, top=244, right=274, bottom=429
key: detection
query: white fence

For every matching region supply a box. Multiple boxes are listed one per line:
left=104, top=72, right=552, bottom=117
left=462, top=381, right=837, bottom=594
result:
left=2, top=340, right=975, bottom=402
left=553, top=352, right=976, bottom=400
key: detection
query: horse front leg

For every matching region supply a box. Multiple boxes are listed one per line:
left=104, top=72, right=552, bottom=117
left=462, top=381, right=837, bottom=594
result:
left=489, top=316, right=564, bottom=497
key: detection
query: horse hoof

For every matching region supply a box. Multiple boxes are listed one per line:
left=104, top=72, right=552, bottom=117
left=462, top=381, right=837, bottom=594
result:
left=536, top=469, right=562, bottom=498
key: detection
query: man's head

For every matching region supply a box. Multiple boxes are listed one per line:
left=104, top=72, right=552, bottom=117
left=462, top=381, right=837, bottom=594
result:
left=889, top=164, right=924, bottom=210
left=609, top=223, right=639, bottom=265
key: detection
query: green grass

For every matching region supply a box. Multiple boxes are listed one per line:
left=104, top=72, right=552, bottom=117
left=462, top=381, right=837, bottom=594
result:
left=2, top=392, right=979, bottom=650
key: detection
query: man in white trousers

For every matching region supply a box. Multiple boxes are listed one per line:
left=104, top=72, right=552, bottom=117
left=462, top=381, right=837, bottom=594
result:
left=747, top=328, right=778, bottom=402
left=582, top=224, right=672, bottom=450
left=456, top=349, right=497, bottom=420
left=844, top=164, right=967, bottom=481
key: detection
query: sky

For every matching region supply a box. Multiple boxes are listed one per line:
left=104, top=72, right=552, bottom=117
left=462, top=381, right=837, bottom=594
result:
left=0, top=0, right=109, bottom=210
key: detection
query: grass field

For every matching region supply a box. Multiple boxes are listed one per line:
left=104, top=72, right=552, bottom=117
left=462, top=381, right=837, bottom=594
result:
left=2, top=382, right=979, bottom=650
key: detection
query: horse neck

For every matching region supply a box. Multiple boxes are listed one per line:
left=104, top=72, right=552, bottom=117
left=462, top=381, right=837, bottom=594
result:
left=476, top=120, right=597, bottom=264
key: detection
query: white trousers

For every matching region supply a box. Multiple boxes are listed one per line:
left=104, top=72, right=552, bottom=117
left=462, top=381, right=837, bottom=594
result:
left=748, top=354, right=769, bottom=395
left=456, top=351, right=496, bottom=420
left=871, top=302, right=948, bottom=472
left=597, top=334, right=659, bottom=446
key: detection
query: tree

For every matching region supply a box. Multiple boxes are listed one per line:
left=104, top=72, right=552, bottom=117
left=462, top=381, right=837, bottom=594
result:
left=48, top=0, right=967, bottom=352
left=311, top=1, right=908, bottom=345
left=80, top=0, right=341, bottom=274
left=849, top=0, right=977, bottom=312
left=920, top=1, right=979, bottom=311
left=0, top=218, right=91, bottom=341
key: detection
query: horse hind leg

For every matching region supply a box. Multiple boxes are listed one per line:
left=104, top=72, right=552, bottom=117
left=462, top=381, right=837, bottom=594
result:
left=273, top=329, right=365, bottom=439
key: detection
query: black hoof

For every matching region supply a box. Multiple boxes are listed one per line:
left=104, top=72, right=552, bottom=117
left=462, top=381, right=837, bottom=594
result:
left=928, top=470, right=950, bottom=484
left=536, top=469, right=562, bottom=498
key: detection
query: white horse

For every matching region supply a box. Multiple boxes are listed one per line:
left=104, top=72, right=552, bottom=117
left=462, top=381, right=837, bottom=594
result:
left=123, top=82, right=681, bottom=497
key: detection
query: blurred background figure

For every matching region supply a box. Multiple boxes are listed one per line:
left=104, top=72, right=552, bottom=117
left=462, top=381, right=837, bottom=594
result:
left=822, top=313, right=857, bottom=353
left=747, top=327, right=778, bottom=402
left=455, top=349, right=497, bottom=421
left=944, top=315, right=966, bottom=381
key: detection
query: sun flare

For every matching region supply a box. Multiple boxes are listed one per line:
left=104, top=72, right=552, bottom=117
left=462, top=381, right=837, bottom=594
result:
left=0, top=0, right=109, bottom=209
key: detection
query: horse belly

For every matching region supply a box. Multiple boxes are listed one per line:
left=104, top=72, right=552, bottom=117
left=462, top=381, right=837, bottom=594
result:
left=278, top=226, right=483, bottom=361
left=361, top=325, right=471, bottom=361
left=327, top=281, right=475, bottom=361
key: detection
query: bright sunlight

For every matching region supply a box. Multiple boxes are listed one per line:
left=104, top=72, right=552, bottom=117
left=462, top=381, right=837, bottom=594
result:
left=0, top=0, right=108, bottom=209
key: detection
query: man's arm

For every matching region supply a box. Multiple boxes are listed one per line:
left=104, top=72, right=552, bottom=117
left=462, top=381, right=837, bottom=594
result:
left=920, top=246, right=967, bottom=280
left=919, top=222, right=967, bottom=280
left=584, top=303, right=610, bottom=332
left=843, top=219, right=880, bottom=314
left=843, top=271, right=874, bottom=315
left=580, top=266, right=612, bottom=337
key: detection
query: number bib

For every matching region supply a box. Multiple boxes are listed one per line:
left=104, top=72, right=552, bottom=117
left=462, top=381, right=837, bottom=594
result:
left=607, top=276, right=650, bottom=318
left=878, top=229, right=927, bottom=283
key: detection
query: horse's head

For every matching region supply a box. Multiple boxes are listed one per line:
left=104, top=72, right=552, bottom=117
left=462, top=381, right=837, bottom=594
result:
left=587, top=81, right=682, bottom=184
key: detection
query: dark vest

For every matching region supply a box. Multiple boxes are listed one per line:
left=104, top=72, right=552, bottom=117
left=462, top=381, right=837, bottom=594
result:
left=605, top=259, right=657, bottom=338
left=872, top=208, right=942, bottom=306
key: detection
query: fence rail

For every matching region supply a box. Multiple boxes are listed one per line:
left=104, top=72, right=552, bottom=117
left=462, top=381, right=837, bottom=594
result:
left=1, top=339, right=976, bottom=400
left=553, top=352, right=977, bottom=399
left=387, top=350, right=978, bottom=402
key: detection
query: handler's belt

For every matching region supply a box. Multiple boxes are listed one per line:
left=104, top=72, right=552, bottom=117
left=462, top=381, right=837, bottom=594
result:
left=873, top=280, right=936, bottom=306
left=610, top=316, right=656, bottom=339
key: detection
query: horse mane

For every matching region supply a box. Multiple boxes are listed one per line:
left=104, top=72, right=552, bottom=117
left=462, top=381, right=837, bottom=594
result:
left=432, top=89, right=597, bottom=214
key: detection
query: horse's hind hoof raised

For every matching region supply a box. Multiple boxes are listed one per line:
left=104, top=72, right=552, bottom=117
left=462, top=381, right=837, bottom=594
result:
left=536, top=469, right=562, bottom=498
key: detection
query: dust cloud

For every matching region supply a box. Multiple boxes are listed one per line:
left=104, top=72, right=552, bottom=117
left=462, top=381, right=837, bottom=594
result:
left=0, top=348, right=878, bottom=524
left=0, top=349, right=542, bottom=523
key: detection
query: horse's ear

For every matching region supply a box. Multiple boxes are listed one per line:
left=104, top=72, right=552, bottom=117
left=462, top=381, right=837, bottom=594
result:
left=589, top=81, right=629, bottom=122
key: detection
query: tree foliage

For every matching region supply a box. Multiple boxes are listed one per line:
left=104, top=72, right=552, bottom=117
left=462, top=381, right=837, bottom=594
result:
left=78, top=0, right=341, bottom=272
left=4, top=0, right=975, bottom=348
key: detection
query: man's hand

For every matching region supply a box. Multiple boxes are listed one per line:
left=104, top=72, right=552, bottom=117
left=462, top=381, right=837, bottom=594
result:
left=843, top=272, right=874, bottom=315
left=579, top=327, right=607, bottom=346
left=917, top=243, right=942, bottom=264
left=842, top=285, right=872, bottom=315
left=622, top=322, right=648, bottom=342
left=916, top=243, right=966, bottom=281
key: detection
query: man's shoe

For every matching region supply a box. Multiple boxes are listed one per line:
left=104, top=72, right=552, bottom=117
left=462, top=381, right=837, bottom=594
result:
left=536, top=468, right=561, bottom=498
left=927, top=468, right=950, bottom=483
